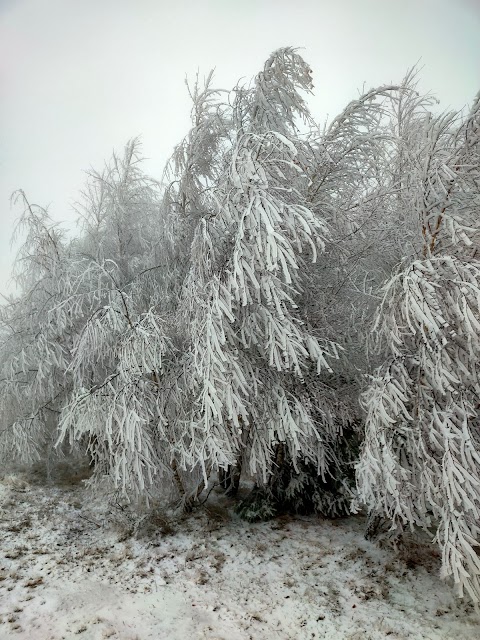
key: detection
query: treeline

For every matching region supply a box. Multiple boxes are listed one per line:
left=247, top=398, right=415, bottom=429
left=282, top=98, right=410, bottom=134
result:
left=1, top=48, right=479, bottom=602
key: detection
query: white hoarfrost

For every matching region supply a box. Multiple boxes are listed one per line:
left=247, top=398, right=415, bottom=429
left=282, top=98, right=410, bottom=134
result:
left=1, top=49, right=480, bottom=613
left=357, top=95, right=480, bottom=602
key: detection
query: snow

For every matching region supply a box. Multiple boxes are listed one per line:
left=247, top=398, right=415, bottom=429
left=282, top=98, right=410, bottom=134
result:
left=0, top=474, right=478, bottom=639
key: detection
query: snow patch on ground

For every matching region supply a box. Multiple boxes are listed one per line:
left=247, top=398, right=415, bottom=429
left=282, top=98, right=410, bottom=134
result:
left=0, top=475, right=478, bottom=639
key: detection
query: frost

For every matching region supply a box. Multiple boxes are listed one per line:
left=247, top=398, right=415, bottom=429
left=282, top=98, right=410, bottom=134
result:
left=1, top=49, right=480, bottom=606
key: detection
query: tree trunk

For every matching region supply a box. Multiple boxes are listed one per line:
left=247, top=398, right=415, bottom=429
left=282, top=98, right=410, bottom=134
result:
left=219, top=455, right=242, bottom=497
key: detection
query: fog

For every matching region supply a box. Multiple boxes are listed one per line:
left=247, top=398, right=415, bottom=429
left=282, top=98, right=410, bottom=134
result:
left=1, top=0, right=479, bottom=294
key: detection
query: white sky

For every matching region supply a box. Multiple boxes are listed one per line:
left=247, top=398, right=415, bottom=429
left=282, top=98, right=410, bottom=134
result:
left=1, top=0, right=479, bottom=295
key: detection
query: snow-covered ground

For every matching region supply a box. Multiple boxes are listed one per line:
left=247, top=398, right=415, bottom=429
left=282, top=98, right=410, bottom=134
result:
left=0, top=473, right=478, bottom=640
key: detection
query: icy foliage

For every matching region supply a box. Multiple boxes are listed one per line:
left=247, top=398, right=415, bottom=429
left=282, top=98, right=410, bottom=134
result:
left=174, top=49, right=350, bottom=503
left=0, top=193, right=73, bottom=463
left=1, top=48, right=480, bottom=604
left=55, top=141, right=177, bottom=498
left=357, top=95, right=480, bottom=601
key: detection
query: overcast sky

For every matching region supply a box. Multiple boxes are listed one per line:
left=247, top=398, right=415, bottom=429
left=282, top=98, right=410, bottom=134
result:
left=1, top=0, right=479, bottom=295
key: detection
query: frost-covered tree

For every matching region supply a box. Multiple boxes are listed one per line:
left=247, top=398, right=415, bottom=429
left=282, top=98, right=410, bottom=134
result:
left=55, top=140, right=181, bottom=499
left=0, top=192, right=73, bottom=467
left=356, top=94, right=480, bottom=602
left=171, top=48, right=359, bottom=518
left=279, top=74, right=436, bottom=520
